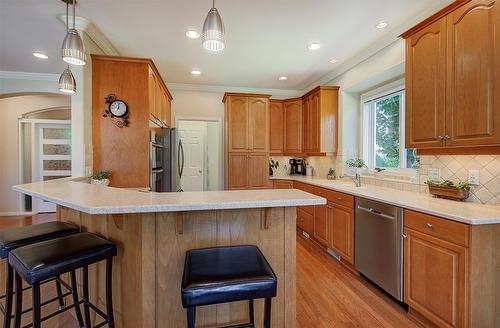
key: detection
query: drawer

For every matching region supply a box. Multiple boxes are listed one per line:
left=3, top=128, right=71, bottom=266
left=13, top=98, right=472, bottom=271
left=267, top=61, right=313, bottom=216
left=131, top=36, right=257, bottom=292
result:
left=294, top=182, right=315, bottom=214
left=297, top=208, right=314, bottom=235
left=323, top=189, right=354, bottom=208
left=273, top=180, right=294, bottom=189
left=404, top=210, right=470, bottom=247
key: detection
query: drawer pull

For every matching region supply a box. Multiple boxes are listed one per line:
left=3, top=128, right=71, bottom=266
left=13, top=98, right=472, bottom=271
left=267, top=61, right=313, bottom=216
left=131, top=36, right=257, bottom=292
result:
left=336, top=197, right=342, bottom=200
left=426, top=223, right=433, bottom=228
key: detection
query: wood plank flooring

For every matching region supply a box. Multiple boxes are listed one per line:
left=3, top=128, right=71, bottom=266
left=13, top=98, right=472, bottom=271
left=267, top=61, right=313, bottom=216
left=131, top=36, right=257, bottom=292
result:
left=0, top=214, right=417, bottom=327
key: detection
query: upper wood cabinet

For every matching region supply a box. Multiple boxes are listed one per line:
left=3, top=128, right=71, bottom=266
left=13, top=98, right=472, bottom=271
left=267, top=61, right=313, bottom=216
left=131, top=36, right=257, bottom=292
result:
left=91, top=55, right=172, bottom=188
left=269, top=100, right=284, bottom=154
left=283, top=99, right=303, bottom=154
left=248, top=97, right=269, bottom=152
left=226, top=96, right=249, bottom=152
left=403, top=0, right=500, bottom=152
left=301, top=86, right=339, bottom=155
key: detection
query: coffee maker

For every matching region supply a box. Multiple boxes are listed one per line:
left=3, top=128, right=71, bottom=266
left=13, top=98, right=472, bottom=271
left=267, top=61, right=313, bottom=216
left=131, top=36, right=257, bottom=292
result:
left=289, top=158, right=306, bottom=175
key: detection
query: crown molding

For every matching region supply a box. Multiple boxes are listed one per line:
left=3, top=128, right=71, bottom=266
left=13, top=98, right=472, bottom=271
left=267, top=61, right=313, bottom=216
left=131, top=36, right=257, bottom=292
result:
left=167, top=83, right=302, bottom=99
left=57, top=15, right=120, bottom=56
left=0, top=71, right=59, bottom=81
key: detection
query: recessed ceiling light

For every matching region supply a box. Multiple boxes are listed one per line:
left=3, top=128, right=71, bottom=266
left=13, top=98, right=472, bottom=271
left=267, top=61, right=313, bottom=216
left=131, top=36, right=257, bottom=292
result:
left=278, top=76, right=288, bottom=81
left=191, top=70, right=201, bottom=75
left=329, top=59, right=337, bottom=64
left=375, top=21, right=388, bottom=29
left=186, top=30, right=200, bottom=39
left=33, top=52, right=48, bottom=59
left=307, top=43, right=321, bottom=50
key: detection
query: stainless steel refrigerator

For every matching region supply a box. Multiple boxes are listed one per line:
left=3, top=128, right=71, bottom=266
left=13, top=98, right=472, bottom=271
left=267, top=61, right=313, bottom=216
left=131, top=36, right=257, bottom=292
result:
left=150, top=128, right=184, bottom=192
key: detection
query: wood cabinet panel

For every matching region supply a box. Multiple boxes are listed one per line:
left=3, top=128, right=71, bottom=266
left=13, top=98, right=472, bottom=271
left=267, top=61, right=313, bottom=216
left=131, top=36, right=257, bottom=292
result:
left=404, top=227, right=467, bottom=328
left=227, top=153, right=248, bottom=190
left=312, top=187, right=329, bottom=245
left=446, top=0, right=500, bottom=147
left=283, top=100, right=302, bottom=154
left=226, top=96, right=249, bottom=152
left=247, top=152, right=270, bottom=189
left=297, top=208, right=314, bottom=235
left=302, top=96, right=311, bottom=152
left=293, top=182, right=314, bottom=215
left=328, top=203, right=354, bottom=265
left=309, top=93, right=321, bottom=152
left=248, top=98, right=269, bottom=152
left=269, top=101, right=284, bottom=154
left=273, top=180, right=293, bottom=189
left=406, top=18, right=447, bottom=148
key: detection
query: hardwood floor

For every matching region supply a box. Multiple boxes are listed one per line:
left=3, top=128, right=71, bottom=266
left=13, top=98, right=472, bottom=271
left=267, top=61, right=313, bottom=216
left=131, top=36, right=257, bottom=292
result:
left=0, top=214, right=417, bottom=327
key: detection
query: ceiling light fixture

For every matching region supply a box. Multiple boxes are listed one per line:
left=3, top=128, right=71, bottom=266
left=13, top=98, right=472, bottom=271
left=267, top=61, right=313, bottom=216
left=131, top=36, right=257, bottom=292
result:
left=202, top=0, right=225, bottom=52
left=375, top=21, right=388, bottom=29
left=186, top=30, right=200, bottom=39
left=33, top=52, right=49, bottom=59
left=59, top=65, right=76, bottom=94
left=61, top=0, right=87, bottom=65
left=329, top=59, right=337, bottom=64
left=307, top=43, right=321, bottom=50
left=278, top=76, right=288, bottom=81
left=191, top=70, right=201, bottom=75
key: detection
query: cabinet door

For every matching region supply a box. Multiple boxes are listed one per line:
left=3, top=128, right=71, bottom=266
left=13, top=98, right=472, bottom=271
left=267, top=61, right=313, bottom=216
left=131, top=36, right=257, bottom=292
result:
left=248, top=98, right=268, bottom=152
left=247, top=152, right=269, bottom=189
left=297, top=208, right=314, bottom=235
left=328, top=203, right=354, bottom=265
left=405, top=18, right=447, bottom=148
left=227, top=97, right=249, bottom=152
left=446, top=0, right=500, bottom=146
left=269, top=101, right=284, bottom=154
left=302, top=96, right=311, bottom=152
left=404, top=228, right=467, bottom=328
left=227, top=153, right=248, bottom=190
left=155, top=78, right=162, bottom=121
left=148, top=72, right=157, bottom=118
left=164, top=96, right=171, bottom=127
left=309, top=92, right=321, bottom=153
left=313, top=203, right=329, bottom=246
left=283, top=100, right=302, bottom=153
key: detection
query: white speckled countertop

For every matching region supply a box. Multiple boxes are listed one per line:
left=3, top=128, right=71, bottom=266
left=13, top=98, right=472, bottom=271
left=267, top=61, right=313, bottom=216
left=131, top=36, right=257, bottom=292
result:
left=12, top=178, right=325, bottom=215
left=270, top=175, right=500, bottom=225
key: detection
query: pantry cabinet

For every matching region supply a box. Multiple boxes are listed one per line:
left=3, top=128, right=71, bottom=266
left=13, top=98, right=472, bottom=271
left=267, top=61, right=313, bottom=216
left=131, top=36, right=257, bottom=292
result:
left=224, top=93, right=271, bottom=190
left=403, top=0, right=500, bottom=153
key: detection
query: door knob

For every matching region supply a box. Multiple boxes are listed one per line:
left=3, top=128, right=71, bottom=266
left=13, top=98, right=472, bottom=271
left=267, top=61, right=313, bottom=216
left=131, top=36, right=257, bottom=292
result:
left=198, top=170, right=202, bottom=173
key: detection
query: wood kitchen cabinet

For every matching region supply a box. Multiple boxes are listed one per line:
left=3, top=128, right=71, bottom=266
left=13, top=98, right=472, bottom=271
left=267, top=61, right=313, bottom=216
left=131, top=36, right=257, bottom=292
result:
left=269, top=100, right=284, bottom=154
left=403, top=0, right=500, bottom=153
left=224, top=93, right=271, bottom=190
left=328, top=202, right=354, bottom=265
left=302, top=86, right=339, bottom=155
left=272, top=180, right=293, bottom=189
left=284, top=99, right=303, bottom=154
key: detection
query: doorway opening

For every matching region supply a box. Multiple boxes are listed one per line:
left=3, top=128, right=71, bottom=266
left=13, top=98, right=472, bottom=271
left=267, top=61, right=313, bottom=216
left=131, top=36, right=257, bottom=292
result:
left=176, top=118, right=222, bottom=191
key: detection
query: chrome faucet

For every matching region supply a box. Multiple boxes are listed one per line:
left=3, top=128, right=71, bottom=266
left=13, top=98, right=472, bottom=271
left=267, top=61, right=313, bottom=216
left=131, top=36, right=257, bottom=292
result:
left=353, top=173, right=361, bottom=187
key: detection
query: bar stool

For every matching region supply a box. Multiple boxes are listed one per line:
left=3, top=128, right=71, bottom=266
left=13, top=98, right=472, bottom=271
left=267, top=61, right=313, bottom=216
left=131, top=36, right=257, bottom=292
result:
left=8, top=232, right=117, bottom=328
left=0, top=221, right=79, bottom=327
left=181, top=245, right=277, bottom=328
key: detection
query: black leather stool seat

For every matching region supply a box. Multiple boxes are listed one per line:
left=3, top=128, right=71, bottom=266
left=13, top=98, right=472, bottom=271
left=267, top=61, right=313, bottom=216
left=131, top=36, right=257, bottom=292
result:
left=9, top=232, right=117, bottom=285
left=182, top=245, right=277, bottom=308
left=0, top=222, right=79, bottom=258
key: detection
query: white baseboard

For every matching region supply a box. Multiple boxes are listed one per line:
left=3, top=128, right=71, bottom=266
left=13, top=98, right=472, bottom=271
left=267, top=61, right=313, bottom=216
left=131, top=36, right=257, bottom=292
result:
left=0, top=211, right=38, bottom=216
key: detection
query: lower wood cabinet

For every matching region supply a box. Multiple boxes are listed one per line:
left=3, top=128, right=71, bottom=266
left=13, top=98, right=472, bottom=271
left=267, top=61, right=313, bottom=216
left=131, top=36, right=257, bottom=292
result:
left=297, top=208, right=314, bottom=235
left=328, top=202, right=354, bottom=265
left=226, top=152, right=270, bottom=190
left=272, top=180, right=294, bottom=189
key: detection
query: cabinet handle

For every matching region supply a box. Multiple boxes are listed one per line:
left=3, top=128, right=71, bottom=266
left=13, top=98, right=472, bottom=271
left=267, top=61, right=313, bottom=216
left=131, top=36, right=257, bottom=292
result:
left=426, top=223, right=433, bottom=228
left=437, top=135, right=444, bottom=141
left=402, top=234, right=407, bottom=239
left=443, top=135, right=451, bottom=141
left=336, top=197, right=342, bottom=201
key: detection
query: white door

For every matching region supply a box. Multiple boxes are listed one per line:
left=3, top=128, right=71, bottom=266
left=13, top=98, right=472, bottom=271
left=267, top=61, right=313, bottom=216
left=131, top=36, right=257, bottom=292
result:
left=32, top=123, right=72, bottom=212
left=178, top=121, right=206, bottom=191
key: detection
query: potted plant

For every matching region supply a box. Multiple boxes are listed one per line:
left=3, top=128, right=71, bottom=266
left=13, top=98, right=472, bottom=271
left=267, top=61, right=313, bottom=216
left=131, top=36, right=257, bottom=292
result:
left=91, top=170, right=112, bottom=186
left=269, top=159, right=280, bottom=176
left=426, top=179, right=471, bottom=201
left=345, top=158, right=367, bottom=175
left=327, top=168, right=336, bottom=180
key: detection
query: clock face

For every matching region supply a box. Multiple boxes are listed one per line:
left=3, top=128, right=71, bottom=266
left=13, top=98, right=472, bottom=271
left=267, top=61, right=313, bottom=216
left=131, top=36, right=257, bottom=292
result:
left=109, top=100, right=128, bottom=117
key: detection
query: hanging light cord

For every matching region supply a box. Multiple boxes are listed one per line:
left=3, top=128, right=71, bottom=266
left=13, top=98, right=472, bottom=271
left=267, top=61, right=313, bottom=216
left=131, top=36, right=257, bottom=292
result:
left=72, top=0, right=76, bottom=29
left=212, top=0, right=215, bottom=9
left=65, top=0, right=69, bottom=33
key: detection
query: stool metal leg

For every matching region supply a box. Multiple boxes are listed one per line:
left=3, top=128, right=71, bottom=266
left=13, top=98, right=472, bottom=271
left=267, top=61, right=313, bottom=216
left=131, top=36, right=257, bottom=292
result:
left=82, top=266, right=92, bottom=328
left=105, top=258, right=115, bottom=328
left=55, top=275, right=65, bottom=309
left=13, top=272, right=22, bottom=328
left=3, top=264, right=13, bottom=328
left=186, top=307, right=195, bottom=328
left=32, top=282, right=41, bottom=328
left=263, top=298, right=272, bottom=328
left=70, top=270, right=85, bottom=328
left=248, top=299, right=254, bottom=327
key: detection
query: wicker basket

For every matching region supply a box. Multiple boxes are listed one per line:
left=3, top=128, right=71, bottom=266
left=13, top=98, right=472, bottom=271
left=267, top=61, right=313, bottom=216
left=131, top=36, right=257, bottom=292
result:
left=428, top=185, right=470, bottom=201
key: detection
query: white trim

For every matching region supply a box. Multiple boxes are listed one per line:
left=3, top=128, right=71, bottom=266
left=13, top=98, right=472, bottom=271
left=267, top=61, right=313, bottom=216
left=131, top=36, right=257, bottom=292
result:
left=168, top=83, right=301, bottom=99
left=0, top=71, right=59, bottom=82
left=19, top=119, right=71, bottom=124
left=0, top=212, right=38, bottom=217
left=360, top=79, right=405, bottom=103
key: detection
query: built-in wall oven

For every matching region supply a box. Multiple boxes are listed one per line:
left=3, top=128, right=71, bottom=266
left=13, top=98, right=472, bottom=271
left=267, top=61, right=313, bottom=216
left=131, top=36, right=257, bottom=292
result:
left=149, top=128, right=184, bottom=192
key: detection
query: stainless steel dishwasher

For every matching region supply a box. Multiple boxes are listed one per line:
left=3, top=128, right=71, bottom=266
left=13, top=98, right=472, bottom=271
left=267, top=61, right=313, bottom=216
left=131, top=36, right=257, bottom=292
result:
left=355, top=197, right=404, bottom=301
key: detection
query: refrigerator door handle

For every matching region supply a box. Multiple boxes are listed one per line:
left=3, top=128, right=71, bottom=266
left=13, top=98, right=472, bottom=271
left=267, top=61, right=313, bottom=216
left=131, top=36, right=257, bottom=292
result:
left=179, top=140, right=185, bottom=178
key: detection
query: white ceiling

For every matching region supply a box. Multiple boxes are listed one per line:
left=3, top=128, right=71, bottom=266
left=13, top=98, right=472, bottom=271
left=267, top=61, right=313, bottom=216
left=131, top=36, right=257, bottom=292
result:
left=0, top=0, right=453, bottom=90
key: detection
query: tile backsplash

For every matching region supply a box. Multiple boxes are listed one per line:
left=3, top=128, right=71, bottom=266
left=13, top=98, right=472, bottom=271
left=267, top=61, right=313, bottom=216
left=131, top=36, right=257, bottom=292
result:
left=270, top=155, right=500, bottom=205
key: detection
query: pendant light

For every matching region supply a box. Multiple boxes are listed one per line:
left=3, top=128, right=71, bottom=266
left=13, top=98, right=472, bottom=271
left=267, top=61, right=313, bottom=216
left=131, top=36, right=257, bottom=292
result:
left=58, top=1, right=76, bottom=94
left=202, top=0, right=225, bottom=51
left=59, top=65, right=77, bottom=94
left=61, top=0, right=86, bottom=65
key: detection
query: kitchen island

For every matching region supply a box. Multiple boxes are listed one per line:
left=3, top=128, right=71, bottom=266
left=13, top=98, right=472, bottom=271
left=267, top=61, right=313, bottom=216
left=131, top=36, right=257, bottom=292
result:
left=13, top=178, right=325, bottom=328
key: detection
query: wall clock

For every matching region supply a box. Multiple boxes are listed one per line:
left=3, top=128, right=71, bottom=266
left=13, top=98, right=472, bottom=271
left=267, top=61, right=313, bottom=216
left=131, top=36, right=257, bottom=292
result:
left=103, top=94, right=129, bottom=128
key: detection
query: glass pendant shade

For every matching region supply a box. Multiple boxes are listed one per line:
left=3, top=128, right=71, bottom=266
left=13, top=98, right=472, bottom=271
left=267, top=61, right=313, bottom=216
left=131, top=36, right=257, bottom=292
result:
left=58, top=67, right=76, bottom=94
left=202, top=7, right=225, bottom=51
left=61, top=28, right=87, bottom=65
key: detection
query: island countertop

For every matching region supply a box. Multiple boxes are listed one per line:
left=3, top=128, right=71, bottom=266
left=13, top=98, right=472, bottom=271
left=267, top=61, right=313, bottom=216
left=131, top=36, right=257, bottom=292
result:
left=13, top=177, right=325, bottom=215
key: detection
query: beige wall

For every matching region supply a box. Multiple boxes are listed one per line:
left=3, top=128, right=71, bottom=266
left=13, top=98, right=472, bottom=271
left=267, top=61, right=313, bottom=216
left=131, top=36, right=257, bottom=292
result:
left=171, top=89, right=225, bottom=122
left=0, top=94, right=70, bottom=214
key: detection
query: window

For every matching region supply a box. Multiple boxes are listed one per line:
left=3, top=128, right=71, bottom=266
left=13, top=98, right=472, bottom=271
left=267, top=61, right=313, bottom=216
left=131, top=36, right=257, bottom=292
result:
left=362, top=89, right=418, bottom=170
